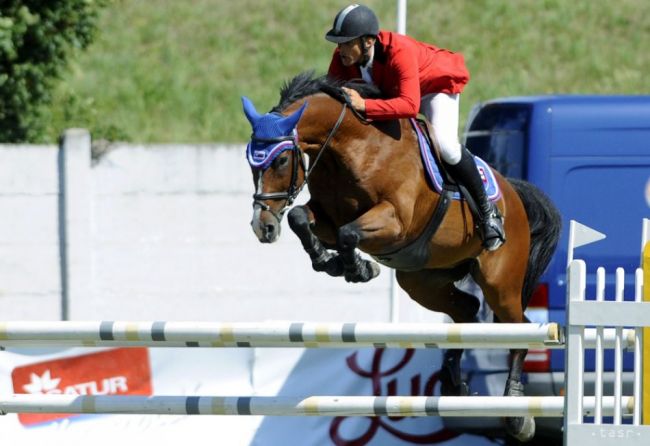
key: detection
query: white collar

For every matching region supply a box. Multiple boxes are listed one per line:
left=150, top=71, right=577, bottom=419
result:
left=360, top=45, right=375, bottom=70
left=360, top=46, right=375, bottom=83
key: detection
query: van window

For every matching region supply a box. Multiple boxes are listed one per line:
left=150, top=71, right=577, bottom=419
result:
left=463, top=104, right=530, bottom=179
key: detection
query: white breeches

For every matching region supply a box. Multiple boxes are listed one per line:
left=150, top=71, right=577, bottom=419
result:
left=419, top=93, right=462, bottom=165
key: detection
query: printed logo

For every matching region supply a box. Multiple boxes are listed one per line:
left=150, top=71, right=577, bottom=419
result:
left=478, top=166, right=488, bottom=184
left=22, top=370, right=61, bottom=394
left=12, top=348, right=152, bottom=426
left=329, top=349, right=459, bottom=445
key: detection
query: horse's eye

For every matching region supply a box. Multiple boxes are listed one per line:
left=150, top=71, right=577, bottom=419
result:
left=273, top=155, right=290, bottom=169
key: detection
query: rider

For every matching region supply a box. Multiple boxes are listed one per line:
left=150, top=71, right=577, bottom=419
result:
left=325, top=4, right=505, bottom=251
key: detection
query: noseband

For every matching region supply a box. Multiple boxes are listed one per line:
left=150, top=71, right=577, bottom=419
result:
left=252, top=102, right=348, bottom=222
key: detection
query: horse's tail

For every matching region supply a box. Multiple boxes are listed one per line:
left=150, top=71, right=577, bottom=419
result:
left=509, top=178, right=562, bottom=310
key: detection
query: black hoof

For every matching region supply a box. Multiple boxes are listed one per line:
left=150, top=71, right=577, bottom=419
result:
left=319, top=256, right=345, bottom=277
left=311, top=250, right=344, bottom=277
left=344, top=259, right=380, bottom=283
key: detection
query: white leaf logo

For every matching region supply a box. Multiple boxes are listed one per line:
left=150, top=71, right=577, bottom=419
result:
left=22, top=370, right=61, bottom=394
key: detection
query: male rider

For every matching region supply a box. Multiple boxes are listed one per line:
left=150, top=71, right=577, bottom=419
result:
left=325, top=4, right=505, bottom=250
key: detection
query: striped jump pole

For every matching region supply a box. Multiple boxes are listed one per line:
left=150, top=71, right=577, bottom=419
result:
left=0, top=321, right=564, bottom=349
left=0, top=394, right=636, bottom=418
left=0, top=321, right=635, bottom=350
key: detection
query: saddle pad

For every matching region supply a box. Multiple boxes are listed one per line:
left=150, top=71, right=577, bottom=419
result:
left=410, top=119, right=501, bottom=202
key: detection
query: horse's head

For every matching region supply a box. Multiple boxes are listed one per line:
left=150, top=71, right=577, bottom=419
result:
left=242, top=96, right=308, bottom=243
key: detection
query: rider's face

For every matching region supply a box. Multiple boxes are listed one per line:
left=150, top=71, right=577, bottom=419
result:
left=337, top=38, right=363, bottom=66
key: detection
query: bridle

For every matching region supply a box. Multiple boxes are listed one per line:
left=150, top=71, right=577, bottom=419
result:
left=251, top=102, right=348, bottom=223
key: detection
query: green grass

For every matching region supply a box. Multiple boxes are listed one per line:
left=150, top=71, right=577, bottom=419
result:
left=44, top=0, right=650, bottom=143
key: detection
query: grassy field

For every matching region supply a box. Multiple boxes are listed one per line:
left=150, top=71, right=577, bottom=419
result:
left=44, top=0, right=649, bottom=143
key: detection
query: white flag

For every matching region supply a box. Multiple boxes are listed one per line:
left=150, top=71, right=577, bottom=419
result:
left=570, top=220, right=606, bottom=248
left=567, top=220, right=607, bottom=266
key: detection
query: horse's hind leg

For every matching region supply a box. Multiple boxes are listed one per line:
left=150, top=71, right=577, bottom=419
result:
left=395, top=269, right=480, bottom=397
left=287, top=205, right=344, bottom=277
left=440, top=348, right=469, bottom=396
left=503, top=347, right=535, bottom=442
left=473, top=256, right=535, bottom=442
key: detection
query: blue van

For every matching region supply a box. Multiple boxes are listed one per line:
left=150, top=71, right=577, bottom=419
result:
left=446, top=95, right=650, bottom=442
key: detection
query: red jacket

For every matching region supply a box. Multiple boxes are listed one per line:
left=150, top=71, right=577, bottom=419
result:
left=327, top=30, right=470, bottom=120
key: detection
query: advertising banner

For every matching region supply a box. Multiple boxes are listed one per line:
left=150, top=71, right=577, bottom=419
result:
left=0, top=346, right=495, bottom=445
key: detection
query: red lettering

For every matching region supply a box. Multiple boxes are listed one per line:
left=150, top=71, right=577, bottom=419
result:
left=330, top=348, right=461, bottom=445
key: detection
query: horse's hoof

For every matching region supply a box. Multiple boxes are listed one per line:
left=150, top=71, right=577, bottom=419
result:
left=504, top=379, right=535, bottom=442
left=366, top=261, right=380, bottom=280
left=344, top=260, right=380, bottom=283
left=314, top=255, right=344, bottom=277
left=505, top=415, right=535, bottom=443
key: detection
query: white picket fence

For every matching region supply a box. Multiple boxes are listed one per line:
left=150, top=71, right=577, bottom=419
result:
left=564, top=258, right=650, bottom=444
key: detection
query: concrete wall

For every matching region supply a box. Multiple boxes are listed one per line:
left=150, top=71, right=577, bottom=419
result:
left=0, top=143, right=61, bottom=319
left=1, top=130, right=436, bottom=323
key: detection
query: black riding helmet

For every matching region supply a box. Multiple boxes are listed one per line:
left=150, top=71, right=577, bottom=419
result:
left=325, top=4, right=379, bottom=43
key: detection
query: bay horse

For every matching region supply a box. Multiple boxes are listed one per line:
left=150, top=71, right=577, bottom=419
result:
left=242, top=72, right=561, bottom=442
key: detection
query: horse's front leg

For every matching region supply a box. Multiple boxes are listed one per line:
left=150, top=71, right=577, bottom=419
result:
left=337, top=201, right=402, bottom=283
left=287, top=205, right=344, bottom=277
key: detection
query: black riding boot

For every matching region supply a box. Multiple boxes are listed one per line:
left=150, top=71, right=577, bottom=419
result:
left=445, top=148, right=505, bottom=251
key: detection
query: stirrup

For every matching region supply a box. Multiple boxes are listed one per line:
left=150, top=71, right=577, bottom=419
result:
left=479, top=204, right=505, bottom=251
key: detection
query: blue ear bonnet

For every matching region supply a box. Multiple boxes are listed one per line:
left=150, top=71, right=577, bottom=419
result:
left=242, top=96, right=308, bottom=169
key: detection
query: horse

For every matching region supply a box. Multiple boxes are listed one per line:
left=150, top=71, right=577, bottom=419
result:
left=241, top=71, right=561, bottom=442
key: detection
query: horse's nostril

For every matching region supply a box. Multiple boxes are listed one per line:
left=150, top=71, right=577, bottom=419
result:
left=265, top=224, right=275, bottom=237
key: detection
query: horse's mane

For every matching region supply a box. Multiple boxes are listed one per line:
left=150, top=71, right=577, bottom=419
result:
left=271, top=71, right=383, bottom=113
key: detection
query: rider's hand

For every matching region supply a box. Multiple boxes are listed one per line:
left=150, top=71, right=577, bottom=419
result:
left=341, top=87, right=366, bottom=113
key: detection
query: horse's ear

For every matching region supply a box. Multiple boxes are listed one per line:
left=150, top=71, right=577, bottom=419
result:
left=277, top=101, right=308, bottom=134
left=242, top=96, right=261, bottom=127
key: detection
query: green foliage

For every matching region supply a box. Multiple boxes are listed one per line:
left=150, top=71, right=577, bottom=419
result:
left=37, top=0, right=650, bottom=143
left=0, top=0, right=107, bottom=142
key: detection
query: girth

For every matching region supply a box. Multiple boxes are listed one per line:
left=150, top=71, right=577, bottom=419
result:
left=370, top=184, right=456, bottom=271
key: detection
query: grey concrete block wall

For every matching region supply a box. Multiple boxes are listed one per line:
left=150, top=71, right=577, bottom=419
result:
left=1, top=131, right=429, bottom=322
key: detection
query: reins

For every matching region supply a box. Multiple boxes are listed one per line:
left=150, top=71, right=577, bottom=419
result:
left=339, top=87, right=371, bottom=124
left=304, top=101, right=347, bottom=180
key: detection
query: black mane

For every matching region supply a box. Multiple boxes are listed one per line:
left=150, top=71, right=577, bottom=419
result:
left=271, top=71, right=383, bottom=113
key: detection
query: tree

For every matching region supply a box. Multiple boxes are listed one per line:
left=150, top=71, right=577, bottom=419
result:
left=0, top=1, right=107, bottom=142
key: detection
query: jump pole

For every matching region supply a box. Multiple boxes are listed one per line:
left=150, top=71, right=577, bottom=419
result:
left=0, top=321, right=564, bottom=349
left=0, top=394, right=636, bottom=418
left=0, top=322, right=634, bottom=350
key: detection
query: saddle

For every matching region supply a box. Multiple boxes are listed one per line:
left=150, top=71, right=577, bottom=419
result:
left=410, top=118, right=501, bottom=202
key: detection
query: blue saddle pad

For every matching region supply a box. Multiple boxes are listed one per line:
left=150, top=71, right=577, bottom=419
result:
left=410, top=119, right=501, bottom=202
